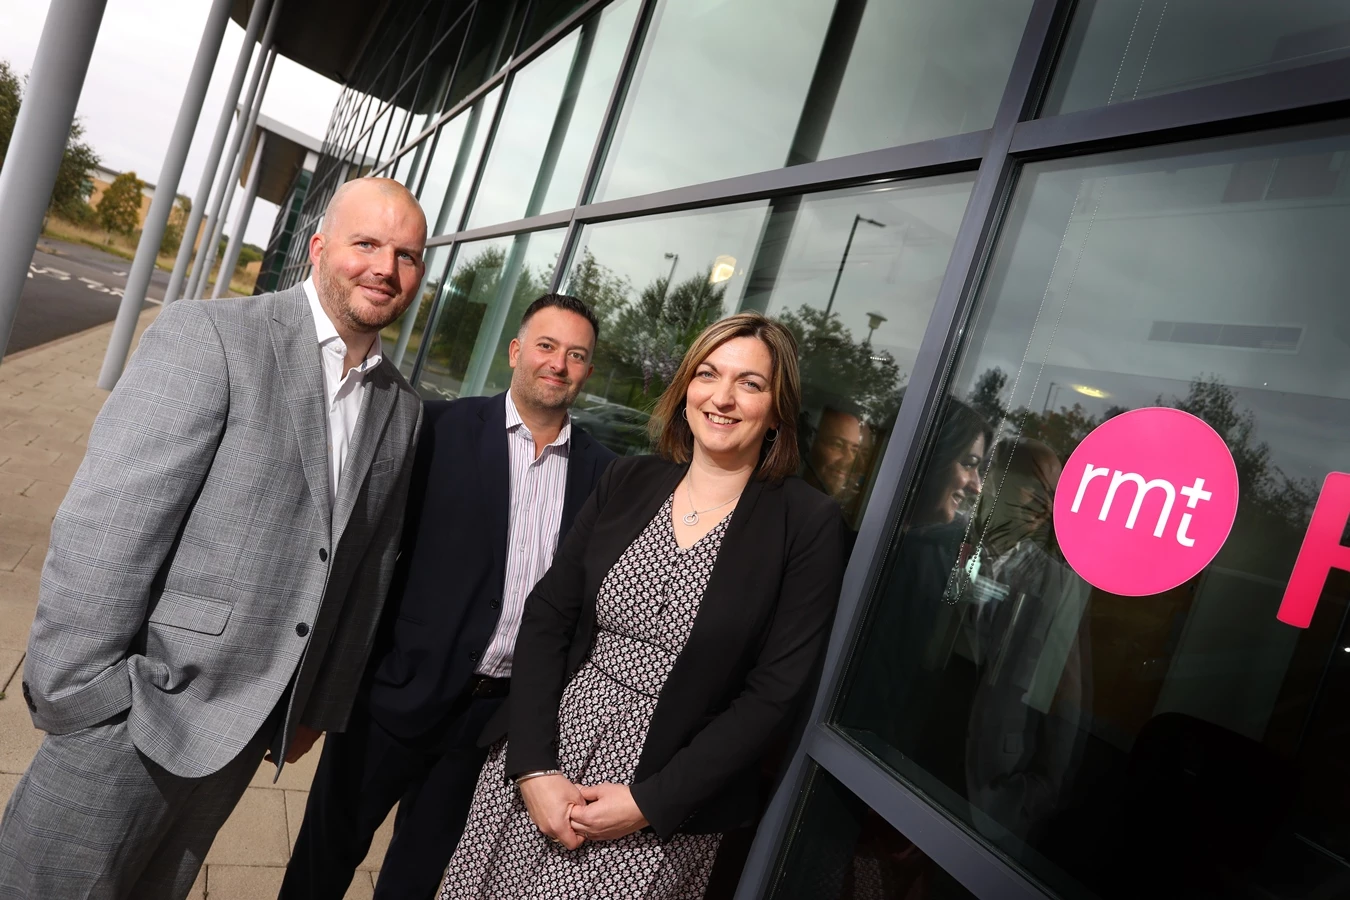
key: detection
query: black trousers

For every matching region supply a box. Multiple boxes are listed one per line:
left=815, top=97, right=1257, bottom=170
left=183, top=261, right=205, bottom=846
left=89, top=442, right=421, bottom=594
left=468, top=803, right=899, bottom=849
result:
left=279, top=691, right=504, bottom=900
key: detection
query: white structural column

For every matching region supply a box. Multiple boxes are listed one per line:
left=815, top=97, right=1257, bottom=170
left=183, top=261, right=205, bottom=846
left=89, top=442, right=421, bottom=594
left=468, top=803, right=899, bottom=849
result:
left=212, top=132, right=267, bottom=300
left=99, top=0, right=238, bottom=388
left=187, top=1, right=283, bottom=301
left=0, top=0, right=107, bottom=364
left=198, top=47, right=278, bottom=300
left=162, top=0, right=273, bottom=307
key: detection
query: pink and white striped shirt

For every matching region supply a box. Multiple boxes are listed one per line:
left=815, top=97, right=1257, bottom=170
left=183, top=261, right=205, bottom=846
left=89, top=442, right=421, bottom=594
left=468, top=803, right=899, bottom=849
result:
left=475, top=391, right=572, bottom=678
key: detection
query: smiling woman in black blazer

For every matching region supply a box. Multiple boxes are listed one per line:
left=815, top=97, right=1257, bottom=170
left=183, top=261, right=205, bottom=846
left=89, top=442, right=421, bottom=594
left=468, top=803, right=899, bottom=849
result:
left=436, top=313, right=846, bottom=900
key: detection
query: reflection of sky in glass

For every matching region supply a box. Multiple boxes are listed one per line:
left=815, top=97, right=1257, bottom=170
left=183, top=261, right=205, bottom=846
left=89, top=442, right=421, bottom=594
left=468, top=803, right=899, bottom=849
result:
left=953, top=132, right=1350, bottom=479
left=595, top=0, right=1031, bottom=201
left=417, top=88, right=503, bottom=236
left=467, top=0, right=638, bottom=227
left=1045, top=0, right=1350, bottom=116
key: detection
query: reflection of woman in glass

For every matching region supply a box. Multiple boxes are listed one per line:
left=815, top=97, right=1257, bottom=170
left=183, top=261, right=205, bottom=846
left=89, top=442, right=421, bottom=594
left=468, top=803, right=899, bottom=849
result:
left=438, top=313, right=845, bottom=900
left=847, top=398, right=992, bottom=773
left=964, top=437, right=1092, bottom=844
left=911, top=399, right=990, bottom=528
left=838, top=398, right=992, bottom=897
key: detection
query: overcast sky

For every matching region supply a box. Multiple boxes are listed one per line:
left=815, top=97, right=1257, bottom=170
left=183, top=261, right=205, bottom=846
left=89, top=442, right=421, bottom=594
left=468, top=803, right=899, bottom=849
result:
left=0, top=0, right=343, bottom=247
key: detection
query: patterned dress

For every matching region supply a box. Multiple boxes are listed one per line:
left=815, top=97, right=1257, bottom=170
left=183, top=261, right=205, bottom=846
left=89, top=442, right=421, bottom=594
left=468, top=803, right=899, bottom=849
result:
left=438, top=496, right=727, bottom=900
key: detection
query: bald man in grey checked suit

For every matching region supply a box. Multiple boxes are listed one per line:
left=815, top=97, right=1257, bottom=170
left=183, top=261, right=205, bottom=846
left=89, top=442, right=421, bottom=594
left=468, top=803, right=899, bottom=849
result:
left=0, top=178, right=427, bottom=900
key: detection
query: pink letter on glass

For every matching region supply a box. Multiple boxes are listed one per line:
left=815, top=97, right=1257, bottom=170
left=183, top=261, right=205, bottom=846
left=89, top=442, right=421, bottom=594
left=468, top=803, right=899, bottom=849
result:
left=1277, top=472, right=1350, bottom=629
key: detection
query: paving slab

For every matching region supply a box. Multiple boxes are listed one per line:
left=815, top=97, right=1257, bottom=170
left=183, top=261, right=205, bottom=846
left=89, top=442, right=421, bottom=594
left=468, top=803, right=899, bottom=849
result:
left=0, top=512, right=56, bottom=547
left=0, top=454, right=85, bottom=484
left=0, top=593, right=37, bottom=651
left=0, top=650, right=21, bottom=696
left=201, top=865, right=284, bottom=899
left=250, top=736, right=324, bottom=792
left=0, top=541, right=28, bottom=572
left=206, top=787, right=292, bottom=867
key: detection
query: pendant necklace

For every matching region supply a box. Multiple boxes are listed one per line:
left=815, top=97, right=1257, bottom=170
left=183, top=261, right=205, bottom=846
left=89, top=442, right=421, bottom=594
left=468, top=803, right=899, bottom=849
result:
left=683, top=479, right=741, bottom=526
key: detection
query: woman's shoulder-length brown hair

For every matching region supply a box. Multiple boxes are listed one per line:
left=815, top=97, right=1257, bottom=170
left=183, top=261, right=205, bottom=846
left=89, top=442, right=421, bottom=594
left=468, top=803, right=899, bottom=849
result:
left=647, top=312, right=802, bottom=481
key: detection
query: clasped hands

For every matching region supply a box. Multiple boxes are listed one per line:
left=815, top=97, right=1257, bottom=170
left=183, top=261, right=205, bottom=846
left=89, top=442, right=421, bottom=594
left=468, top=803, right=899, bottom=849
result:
left=518, top=774, right=647, bottom=850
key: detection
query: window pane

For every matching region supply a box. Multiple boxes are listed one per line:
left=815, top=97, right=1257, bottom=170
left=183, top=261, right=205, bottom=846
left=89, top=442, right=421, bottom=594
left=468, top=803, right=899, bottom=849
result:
left=466, top=0, right=638, bottom=229
left=417, top=87, right=504, bottom=236
left=381, top=244, right=451, bottom=377
left=390, top=138, right=425, bottom=189
left=560, top=174, right=972, bottom=533
left=417, top=229, right=567, bottom=400
left=1043, top=0, right=1350, bottom=116
left=522, top=0, right=589, bottom=49
left=837, top=123, right=1350, bottom=899
left=771, top=765, right=976, bottom=900
left=446, top=0, right=529, bottom=111
left=594, top=0, right=1031, bottom=202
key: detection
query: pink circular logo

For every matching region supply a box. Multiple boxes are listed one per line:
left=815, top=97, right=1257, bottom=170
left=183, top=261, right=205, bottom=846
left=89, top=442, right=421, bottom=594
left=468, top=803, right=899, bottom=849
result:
left=1052, top=407, right=1239, bottom=597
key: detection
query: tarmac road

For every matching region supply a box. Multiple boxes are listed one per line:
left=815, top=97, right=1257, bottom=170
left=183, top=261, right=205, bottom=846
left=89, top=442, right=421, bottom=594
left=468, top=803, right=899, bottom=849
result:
left=5, top=237, right=170, bottom=355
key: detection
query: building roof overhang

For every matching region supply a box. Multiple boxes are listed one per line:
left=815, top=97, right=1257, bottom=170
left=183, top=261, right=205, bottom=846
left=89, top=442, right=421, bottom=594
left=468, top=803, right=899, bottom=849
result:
left=230, top=0, right=394, bottom=86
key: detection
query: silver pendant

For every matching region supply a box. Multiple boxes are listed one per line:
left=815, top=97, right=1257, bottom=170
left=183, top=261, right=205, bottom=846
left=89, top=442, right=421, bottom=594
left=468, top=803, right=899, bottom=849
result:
left=682, top=511, right=699, bottom=526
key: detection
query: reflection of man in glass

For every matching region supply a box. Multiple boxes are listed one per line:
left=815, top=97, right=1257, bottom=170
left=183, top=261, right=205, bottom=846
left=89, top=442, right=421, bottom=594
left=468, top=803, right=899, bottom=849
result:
left=803, top=404, right=873, bottom=520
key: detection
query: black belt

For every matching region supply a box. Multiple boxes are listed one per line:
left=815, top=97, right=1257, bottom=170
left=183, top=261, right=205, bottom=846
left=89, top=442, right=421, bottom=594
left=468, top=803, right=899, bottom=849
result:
left=466, top=674, right=510, bottom=699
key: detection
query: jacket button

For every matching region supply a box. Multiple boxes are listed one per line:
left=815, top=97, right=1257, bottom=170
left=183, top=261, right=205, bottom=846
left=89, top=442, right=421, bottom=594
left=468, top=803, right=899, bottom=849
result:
left=21, top=681, right=35, bottom=713
left=296, top=622, right=310, bottom=637
left=490, top=598, right=500, bottom=609
left=469, top=651, right=479, bottom=661
left=318, top=548, right=328, bottom=562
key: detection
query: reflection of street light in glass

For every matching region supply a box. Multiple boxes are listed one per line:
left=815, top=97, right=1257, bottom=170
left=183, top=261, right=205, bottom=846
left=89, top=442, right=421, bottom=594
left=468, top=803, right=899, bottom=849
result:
left=662, top=252, right=678, bottom=302
left=865, top=311, right=887, bottom=344
left=709, top=254, right=736, bottom=284
left=825, top=214, right=886, bottom=318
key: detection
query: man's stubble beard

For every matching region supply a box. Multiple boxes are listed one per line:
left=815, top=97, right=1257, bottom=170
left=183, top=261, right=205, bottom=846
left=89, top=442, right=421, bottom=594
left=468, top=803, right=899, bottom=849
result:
left=511, top=368, right=578, bottom=413
left=314, top=256, right=406, bottom=334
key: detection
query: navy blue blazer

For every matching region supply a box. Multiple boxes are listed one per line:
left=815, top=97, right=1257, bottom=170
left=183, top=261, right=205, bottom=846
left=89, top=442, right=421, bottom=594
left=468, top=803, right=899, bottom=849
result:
left=366, top=393, right=616, bottom=740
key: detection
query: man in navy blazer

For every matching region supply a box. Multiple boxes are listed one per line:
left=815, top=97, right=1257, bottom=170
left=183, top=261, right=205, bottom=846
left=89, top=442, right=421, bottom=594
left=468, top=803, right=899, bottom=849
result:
left=281, top=294, right=617, bottom=900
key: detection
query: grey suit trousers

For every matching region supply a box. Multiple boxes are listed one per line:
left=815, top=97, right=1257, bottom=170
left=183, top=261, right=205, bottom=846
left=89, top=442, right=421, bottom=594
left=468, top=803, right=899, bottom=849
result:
left=0, top=714, right=271, bottom=900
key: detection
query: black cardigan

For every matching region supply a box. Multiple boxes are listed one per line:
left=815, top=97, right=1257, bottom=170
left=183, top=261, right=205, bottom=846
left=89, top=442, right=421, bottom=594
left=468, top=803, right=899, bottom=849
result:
left=488, top=454, right=846, bottom=838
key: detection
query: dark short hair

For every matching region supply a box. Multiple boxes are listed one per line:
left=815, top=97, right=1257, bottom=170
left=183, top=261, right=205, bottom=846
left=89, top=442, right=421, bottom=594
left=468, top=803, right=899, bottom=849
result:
left=519, top=293, right=600, bottom=343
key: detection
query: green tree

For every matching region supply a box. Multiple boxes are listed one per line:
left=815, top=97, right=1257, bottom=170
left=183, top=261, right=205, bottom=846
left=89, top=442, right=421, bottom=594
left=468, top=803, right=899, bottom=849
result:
left=160, top=195, right=191, bottom=256
left=0, top=61, right=19, bottom=169
left=0, top=58, right=101, bottom=222
left=49, top=119, right=99, bottom=222
left=97, top=170, right=144, bottom=235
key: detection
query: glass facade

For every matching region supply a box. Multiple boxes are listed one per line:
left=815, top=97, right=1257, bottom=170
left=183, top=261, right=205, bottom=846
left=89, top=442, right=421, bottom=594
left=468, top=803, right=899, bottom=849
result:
left=267, top=0, right=1350, bottom=896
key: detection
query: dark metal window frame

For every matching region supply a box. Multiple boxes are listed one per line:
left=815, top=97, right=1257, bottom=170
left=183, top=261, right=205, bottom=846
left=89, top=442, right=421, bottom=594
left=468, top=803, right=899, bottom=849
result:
left=289, top=1, right=1350, bottom=895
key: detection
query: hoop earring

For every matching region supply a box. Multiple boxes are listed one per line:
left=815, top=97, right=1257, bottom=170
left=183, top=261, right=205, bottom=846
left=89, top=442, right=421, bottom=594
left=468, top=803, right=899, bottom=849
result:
left=765, top=429, right=778, bottom=443
left=681, top=408, right=688, bottom=420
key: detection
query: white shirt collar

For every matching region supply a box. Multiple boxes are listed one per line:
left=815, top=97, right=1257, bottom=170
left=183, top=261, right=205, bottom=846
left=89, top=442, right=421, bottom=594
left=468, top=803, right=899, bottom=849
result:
left=302, top=277, right=384, bottom=374
left=504, top=389, right=571, bottom=449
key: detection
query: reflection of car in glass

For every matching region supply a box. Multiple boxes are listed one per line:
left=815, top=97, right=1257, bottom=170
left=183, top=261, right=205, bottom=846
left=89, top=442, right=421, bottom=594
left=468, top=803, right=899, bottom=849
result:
left=571, top=404, right=651, bottom=456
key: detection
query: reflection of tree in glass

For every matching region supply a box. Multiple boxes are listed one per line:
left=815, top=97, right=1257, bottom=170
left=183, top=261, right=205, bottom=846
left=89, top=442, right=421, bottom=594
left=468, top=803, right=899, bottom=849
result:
left=424, top=246, right=504, bottom=386
left=967, top=368, right=1320, bottom=579
left=777, top=305, right=905, bottom=427
left=608, top=267, right=727, bottom=395
left=566, top=249, right=629, bottom=337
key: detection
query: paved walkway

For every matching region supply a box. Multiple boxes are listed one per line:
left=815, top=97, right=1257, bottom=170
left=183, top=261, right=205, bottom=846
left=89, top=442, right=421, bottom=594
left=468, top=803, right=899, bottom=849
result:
left=0, top=311, right=394, bottom=899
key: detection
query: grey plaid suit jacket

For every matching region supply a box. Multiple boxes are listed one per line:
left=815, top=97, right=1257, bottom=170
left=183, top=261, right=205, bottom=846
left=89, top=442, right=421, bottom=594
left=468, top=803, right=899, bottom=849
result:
left=22, top=285, right=422, bottom=779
